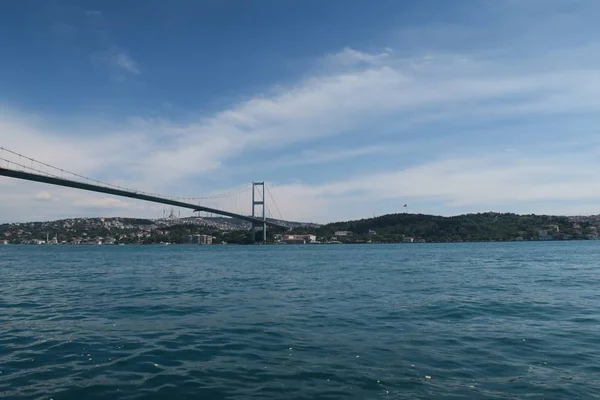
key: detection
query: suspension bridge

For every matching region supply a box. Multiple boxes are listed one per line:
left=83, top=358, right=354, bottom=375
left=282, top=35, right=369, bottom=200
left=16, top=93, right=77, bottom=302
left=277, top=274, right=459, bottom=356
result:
left=0, top=147, right=288, bottom=240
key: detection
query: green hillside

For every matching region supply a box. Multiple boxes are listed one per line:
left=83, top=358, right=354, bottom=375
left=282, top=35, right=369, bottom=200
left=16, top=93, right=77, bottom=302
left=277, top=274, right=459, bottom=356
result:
left=307, top=212, right=592, bottom=243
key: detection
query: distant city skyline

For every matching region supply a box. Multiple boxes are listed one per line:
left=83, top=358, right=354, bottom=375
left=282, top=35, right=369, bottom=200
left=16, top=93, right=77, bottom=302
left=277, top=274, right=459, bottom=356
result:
left=2, top=0, right=600, bottom=223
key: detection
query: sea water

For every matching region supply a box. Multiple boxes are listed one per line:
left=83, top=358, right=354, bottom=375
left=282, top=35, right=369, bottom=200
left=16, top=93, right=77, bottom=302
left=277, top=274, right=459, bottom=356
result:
left=1, top=243, right=599, bottom=399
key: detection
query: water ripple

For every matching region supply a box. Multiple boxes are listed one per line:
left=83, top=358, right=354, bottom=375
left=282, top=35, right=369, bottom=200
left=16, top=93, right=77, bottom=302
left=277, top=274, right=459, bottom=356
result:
left=1, top=243, right=600, bottom=399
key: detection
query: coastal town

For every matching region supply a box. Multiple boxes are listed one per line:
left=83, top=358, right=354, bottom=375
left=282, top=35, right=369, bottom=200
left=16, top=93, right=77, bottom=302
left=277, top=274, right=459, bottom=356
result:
left=2, top=212, right=600, bottom=245
left=0, top=215, right=319, bottom=245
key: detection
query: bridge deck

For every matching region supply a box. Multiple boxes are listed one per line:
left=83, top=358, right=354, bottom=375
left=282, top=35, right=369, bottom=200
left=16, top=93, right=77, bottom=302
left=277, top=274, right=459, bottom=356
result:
left=0, top=167, right=287, bottom=229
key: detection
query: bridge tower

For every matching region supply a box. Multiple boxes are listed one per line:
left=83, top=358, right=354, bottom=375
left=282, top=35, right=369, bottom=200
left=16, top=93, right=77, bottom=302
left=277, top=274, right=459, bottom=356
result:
left=251, top=181, right=267, bottom=243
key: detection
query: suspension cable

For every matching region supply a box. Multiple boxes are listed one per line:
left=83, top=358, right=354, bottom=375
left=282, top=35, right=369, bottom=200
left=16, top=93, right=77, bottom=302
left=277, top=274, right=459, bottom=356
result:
left=265, top=184, right=283, bottom=220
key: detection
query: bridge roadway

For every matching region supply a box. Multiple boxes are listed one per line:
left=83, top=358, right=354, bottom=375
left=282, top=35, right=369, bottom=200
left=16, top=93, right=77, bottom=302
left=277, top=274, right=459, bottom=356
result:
left=0, top=167, right=288, bottom=229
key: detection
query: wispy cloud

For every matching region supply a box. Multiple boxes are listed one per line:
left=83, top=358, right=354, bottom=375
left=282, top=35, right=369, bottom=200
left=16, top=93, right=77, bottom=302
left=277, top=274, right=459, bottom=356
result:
left=226, top=150, right=600, bottom=221
left=33, top=191, right=52, bottom=201
left=110, top=49, right=141, bottom=75
left=272, top=145, right=402, bottom=167
left=4, top=37, right=600, bottom=220
left=84, top=10, right=103, bottom=18
left=73, top=197, right=135, bottom=209
left=90, top=47, right=141, bottom=76
left=85, top=9, right=142, bottom=77
left=325, top=47, right=391, bottom=66
left=3, top=1, right=600, bottom=222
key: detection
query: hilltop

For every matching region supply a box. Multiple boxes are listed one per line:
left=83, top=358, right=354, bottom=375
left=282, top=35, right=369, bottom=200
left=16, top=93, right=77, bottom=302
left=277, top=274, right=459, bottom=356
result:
left=1, top=212, right=599, bottom=245
left=302, top=212, right=599, bottom=243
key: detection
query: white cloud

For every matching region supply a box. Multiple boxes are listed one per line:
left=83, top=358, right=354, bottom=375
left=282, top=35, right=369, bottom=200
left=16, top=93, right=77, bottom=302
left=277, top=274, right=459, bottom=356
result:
left=73, top=197, right=134, bottom=209
left=0, top=107, right=145, bottom=177
left=0, top=180, right=158, bottom=222
left=272, top=144, right=398, bottom=167
left=325, top=153, right=600, bottom=205
left=92, top=48, right=141, bottom=76
left=262, top=151, right=600, bottom=221
left=85, top=10, right=103, bottom=18
left=83, top=10, right=141, bottom=76
left=112, top=50, right=141, bottom=74
left=325, top=47, right=391, bottom=66
left=33, top=191, right=52, bottom=201
left=3, top=38, right=600, bottom=222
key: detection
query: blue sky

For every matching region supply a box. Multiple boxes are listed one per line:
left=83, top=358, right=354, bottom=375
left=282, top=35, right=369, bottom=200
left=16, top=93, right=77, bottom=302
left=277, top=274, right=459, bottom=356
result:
left=2, top=0, right=600, bottom=223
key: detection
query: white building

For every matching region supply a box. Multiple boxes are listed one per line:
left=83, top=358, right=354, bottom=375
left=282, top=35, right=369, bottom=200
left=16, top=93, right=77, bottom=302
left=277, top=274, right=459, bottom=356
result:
left=198, top=235, right=213, bottom=245
left=281, top=234, right=316, bottom=244
left=190, top=234, right=213, bottom=244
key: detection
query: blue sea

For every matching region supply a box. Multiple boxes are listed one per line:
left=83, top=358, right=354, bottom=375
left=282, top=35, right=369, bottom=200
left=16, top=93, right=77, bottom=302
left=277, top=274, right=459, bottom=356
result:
left=1, top=243, right=599, bottom=399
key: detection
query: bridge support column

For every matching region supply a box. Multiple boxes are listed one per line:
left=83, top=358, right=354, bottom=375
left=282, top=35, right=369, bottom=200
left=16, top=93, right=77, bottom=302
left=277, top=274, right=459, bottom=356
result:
left=252, top=182, right=266, bottom=243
